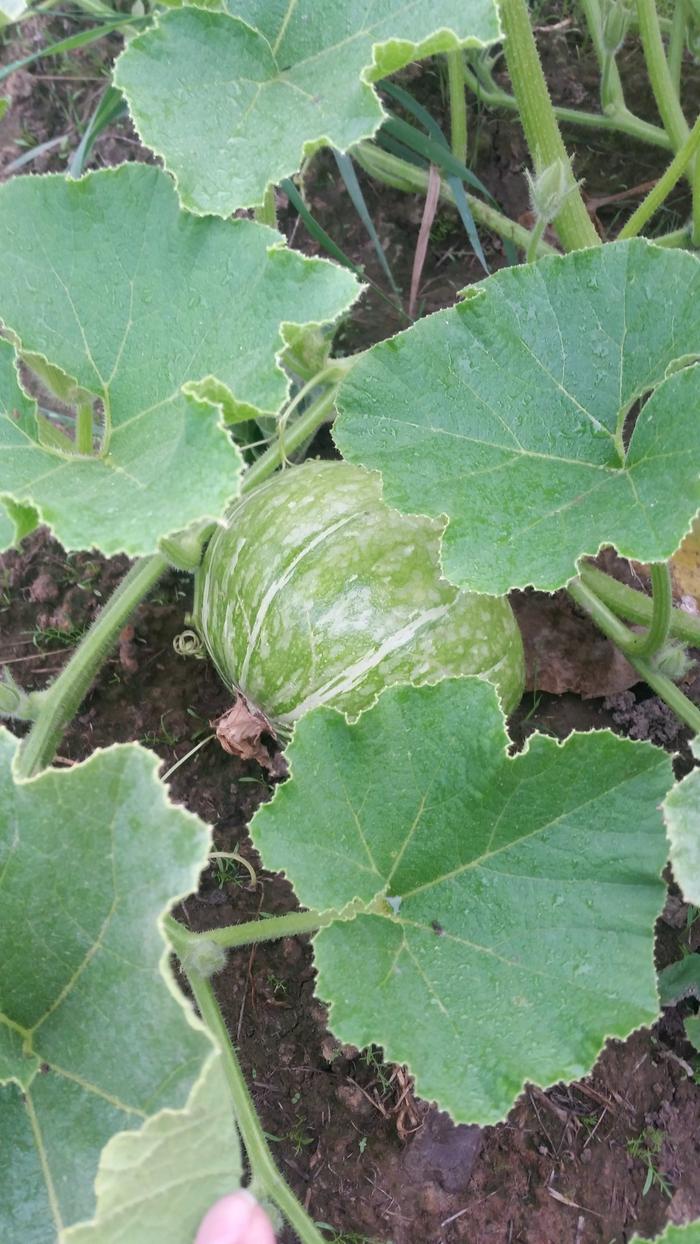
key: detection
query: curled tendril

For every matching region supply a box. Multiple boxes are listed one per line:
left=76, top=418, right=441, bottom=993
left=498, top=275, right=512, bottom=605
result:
left=173, top=629, right=204, bottom=659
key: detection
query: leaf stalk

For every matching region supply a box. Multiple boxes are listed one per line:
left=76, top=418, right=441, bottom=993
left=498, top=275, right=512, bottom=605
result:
left=618, top=112, right=700, bottom=239
left=15, top=554, right=169, bottom=780
left=165, top=908, right=330, bottom=953
left=636, top=0, right=691, bottom=161
left=446, top=49, right=468, bottom=163
left=580, top=563, right=700, bottom=646
left=568, top=575, right=700, bottom=733
left=461, top=59, right=672, bottom=150
left=627, top=562, right=673, bottom=659
left=185, top=967, right=327, bottom=1244
left=498, top=0, right=601, bottom=252
left=353, top=141, right=557, bottom=257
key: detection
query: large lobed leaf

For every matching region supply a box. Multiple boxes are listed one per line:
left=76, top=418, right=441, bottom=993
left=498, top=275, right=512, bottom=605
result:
left=335, top=240, right=700, bottom=593
left=0, top=731, right=236, bottom=1242
left=0, top=163, right=358, bottom=556
left=252, top=678, right=671, bottom=1125
left=64, top=1053, right=241, bottom=1244
left=114, top=0, right=500, bottom=216
left=632, top=1224, right=700, bottom=1243
left=662, top=739, right=700, bottom=906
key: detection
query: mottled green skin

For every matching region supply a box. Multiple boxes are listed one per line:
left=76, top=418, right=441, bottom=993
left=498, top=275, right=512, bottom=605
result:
left=193, top=461, right=524, bottom=725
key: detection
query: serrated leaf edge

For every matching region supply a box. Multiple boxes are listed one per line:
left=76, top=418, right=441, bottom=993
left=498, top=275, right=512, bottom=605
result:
left=335, top=238, right=700, bottom=595
left=4, top=731, right=216, bottom=1073
left=252, top=691, right=672, bottom=1125
left=114, top=8, right=501, bottom=215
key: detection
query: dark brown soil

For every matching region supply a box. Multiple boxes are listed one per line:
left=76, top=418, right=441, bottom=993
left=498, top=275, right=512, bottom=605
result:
left=2, top=8, right=700, bottom=1243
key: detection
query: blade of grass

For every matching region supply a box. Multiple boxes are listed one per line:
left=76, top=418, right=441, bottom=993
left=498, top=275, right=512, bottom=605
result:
left=381, top=104, right=493, bottom=199
left=280, top=177, right=409, bottom=321
left=0, top=16, right=148, bottom=84
left=378, top=124, right=489, bottom=273
left=331, top=148, right=400, bottom=294
left=4, top=132, right=67, bottom=172
left=69, top=83, right=126, bottom=177
left=354, top=140, right=557, bottom=259
left=379, top=92, right=491, bottom=270
left=409, top=163, right=441, bottom=318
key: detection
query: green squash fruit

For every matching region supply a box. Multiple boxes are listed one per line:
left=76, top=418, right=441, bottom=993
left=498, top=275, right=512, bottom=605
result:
left=193, top=460, right=524, bottom=728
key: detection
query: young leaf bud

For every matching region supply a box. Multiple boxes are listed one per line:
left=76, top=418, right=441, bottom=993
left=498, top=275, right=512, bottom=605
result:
left=526, top=157, right=579, bottom=225
left=178, top=937, right=228, bottom=979
left=652, top=641, right=696, bottom=682
left=602, top=0, right=631, bottom=53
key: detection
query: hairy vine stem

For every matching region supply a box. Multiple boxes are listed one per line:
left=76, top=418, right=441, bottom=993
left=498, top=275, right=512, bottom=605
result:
left=626, top=563, right=673, bottom=659
left=446, top=48, right=468, bottom=162
left=668, top=0, right=687, bottom=95
left=578, top=0, right=627, bottom=115
left=636, top=0, right=691, bottom=159
left=461, top=59, right=672, bottom=150
left=353, top=141, right=557, bottom=257
left=567, top=575, right=700, bottom=734
left=185, top=967, right=327, bottom=1244
left=579, top=564, right=700, bottom=647
left=15, top=554, right=169, bottom=779
left=165, top=908, right=330, bottom=953
left=499, top=0, right=601, bottom=252
left=618, top=112, right=700, bottom=239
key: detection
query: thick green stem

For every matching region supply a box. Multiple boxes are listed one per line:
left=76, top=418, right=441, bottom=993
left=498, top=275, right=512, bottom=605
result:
left=446, top=48, right=468, bottom=162
left=243, top=384, right=342, bottom=493
left=627, top=653, right=700, bottom=733
left=693, top=133, right=700, bottom=246
left=629, top=562, right=673, bottom=658
left=572, top=564, right=672, bottom=660
left=568, top=577, right=700, bottom=733
left=75, top=400, right=94, bottom=455
left=166, top=907, right=330, bottom=953
left=354, top=141, right=557, bottom=257
left=15, top=554, right=169, bottom=779
left=579, top=0, right=628, bottom=112
left=668, top=0, right=687, bottom=95
left=499, top=0, right=600, bottom=251
left=568, top=575, right=640, bottom=649
left=462, top=61, right=672, bottom=149
left=618, top=112, right=700, bottom=238
left=186, top=968, right=326, bottom=1244
left=254, top=184, right=277, bottom=229
left=580, top=564, right=700, bottom=646
left=636, top=0, right=691, bottom=156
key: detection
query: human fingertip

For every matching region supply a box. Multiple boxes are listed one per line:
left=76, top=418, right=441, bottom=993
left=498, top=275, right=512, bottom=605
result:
left=195, top=1191, right=276, bottom=1244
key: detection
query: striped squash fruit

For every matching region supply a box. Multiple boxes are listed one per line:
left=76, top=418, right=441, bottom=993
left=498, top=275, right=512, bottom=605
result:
left=192, top=460, right=524, bottom=729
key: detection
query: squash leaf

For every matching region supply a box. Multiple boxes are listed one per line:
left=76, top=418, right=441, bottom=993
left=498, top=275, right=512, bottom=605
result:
left=0, top=730, right=215, bottom=1240
left=335, top=240, right=700, bottom=593
left=663, top=739, right=700, bottom=906
left=632, top=1223, right=700, bottom=1242
left=114, top=0, right=500, bottom=216
left=0, top=164, right=358, bottom=556
left=63, top=1053, right=241, bottom=1244
left=252, top=678, right=670, bottom=1125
